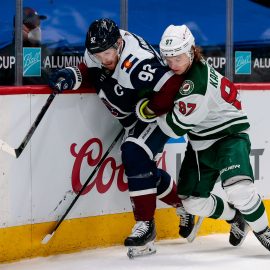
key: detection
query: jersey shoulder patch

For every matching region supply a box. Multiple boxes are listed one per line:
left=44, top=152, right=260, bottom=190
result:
left=179, top=80, right=195, bottom=96
left=177, top=60, right=208, bottom=99
left=119, top=33, right=154, bottom=75
left=120, top=54, right=139, bottom=74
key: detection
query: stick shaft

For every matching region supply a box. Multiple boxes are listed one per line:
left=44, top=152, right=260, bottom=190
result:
left=15, top=92, right=57, bottom=157
left=49, top=129, right=124, bottom=233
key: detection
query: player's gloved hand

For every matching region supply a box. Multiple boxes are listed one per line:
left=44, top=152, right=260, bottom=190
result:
left=49, top=67, right=82, bottom=93
left=135, top=98, right=157, bottom=123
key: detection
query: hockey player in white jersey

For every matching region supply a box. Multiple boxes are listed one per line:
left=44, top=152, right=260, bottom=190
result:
left=137, top=24, right=270, bottom=252
left=48, top=19, right=200, bottom=258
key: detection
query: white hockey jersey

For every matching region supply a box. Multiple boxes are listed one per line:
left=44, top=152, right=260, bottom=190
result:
left=157, top=59, right=250, bottom=151
left=83, top=30, right=174, bottom=128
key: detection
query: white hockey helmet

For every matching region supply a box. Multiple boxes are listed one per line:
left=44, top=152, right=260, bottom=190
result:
left=159, top=24, right=195, bottom=62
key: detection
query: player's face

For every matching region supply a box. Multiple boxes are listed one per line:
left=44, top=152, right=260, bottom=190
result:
left=94, top=47, right=119, bottom=70
left=165, top=53, right=190, bottom=75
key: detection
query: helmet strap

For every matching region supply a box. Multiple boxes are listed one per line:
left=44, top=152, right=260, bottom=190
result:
left=114, top=39, right=123, bottom=61
left=183, top=49, right=194, bottom=73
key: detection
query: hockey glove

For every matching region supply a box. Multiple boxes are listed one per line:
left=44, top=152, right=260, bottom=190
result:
left=135, top=98, right=157, bottom=123
left=49, top=67, right=82, bottom=92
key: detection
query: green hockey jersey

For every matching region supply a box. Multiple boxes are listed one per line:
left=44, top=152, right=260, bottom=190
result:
left=157, top=59, right=250, bottom=151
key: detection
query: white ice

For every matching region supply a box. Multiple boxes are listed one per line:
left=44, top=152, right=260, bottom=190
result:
left=0, top=234, right=269, bottom=270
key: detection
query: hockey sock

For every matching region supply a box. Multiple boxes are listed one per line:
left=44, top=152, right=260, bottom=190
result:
left=157, top=169, right=181, bottom=208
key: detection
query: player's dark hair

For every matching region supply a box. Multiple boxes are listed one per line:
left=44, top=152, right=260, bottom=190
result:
left=193, top=46, right=204, bottom=62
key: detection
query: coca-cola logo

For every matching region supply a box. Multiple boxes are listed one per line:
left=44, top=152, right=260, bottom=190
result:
left=70, top=136, right=167, bottom=195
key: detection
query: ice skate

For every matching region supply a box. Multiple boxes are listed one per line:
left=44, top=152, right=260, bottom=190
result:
left=227, top=210, right=249, bottom=246
left=177, top=206, right=196, bottom=241
left=124, top=220, right=156, bottom=259
left=254, top=226, right=270, bottom=251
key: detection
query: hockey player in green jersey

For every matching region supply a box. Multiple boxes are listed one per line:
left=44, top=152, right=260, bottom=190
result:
left=137, top=24, right=270, bottom=251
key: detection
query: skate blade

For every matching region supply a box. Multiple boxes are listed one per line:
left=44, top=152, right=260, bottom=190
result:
left=127, top=241, right=156, bottom=259
left=186, top=216, right=204, bottom=243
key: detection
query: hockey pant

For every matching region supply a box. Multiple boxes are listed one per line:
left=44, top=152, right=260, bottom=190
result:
left=121, top=122, right=181, bottom=221
left=179, top=135, right=269, bottom=232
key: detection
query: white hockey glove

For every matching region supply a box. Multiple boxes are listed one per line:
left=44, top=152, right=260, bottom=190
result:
left=135, top=98, right=157, bottom=123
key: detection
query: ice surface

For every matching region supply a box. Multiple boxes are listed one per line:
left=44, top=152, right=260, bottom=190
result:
left=0, top=233, right=269, bottom=270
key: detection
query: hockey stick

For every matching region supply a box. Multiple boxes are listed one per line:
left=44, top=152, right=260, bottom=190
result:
left=186, top=216, right=204, bottom=243
left=41, top=128, right=124, bottom=244
left=0, top=82, right=63, bottom=158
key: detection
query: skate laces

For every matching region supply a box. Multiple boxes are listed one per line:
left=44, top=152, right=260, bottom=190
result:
left=130, top=221, right=150, bottom=238
left=256, top=228, right=270, bottom=246
left=231, top=222, right=245, bottom=239
left=177, top=206, right=191, bottom=227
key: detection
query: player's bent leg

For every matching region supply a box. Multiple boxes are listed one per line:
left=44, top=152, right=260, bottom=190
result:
left=224, top=178, right=270, bottom=251
left=182, top=195, right=235, bottom=219
left=182, top=194, right=250, bottom=246
left=181, top=196, right=221, bottom=241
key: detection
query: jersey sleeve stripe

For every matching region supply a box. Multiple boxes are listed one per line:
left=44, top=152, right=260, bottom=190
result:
left=157, top=115, right=181, bottom=138
left=189, top=116, right=249, bottom=136
left=157, top=113, right=191, bottom=138
left=172, top=111, right=196, bottom=129
left=153, top=70, right=175, bottom=92
left=188, top=122, right=250, bottom=141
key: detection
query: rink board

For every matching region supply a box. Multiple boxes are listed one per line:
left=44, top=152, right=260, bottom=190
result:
left=0, top=84, right=270, bottom=262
